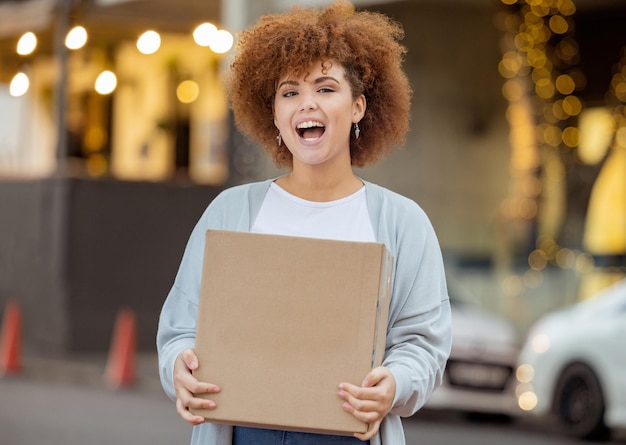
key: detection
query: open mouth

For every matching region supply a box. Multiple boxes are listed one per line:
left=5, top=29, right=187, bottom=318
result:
left=296, top=121, right=326, bottom=141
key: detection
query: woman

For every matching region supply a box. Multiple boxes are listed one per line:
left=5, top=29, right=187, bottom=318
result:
left=156, top=1, right=452, bottom=444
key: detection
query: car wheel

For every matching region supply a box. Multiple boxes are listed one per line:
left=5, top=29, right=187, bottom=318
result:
left=553, top=363, right=610, bottom=441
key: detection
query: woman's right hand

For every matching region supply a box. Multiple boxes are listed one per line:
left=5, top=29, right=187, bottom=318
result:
left=174, top=348, right=221, bottom=425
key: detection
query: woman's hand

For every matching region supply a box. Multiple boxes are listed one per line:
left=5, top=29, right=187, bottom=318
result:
left=338, top=366, right=396, bottom=441
left=173, top=349, right=221, bottom=425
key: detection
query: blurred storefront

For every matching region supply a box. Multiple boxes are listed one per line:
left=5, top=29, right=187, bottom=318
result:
left=0, top=0, right=625, bottom=354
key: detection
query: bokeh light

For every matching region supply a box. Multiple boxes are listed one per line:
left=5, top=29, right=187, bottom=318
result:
left=209, top=29, right=234, bottom=54
left=17, top=32, right=37, bottom=55
left=531, top=333, right=550, bottom=354
left=9, top=72, right=29, bottom=96
left=65, top=26, right=88, bottom=50
left=518, top=391, right=538, bottom=411
left=193, top=22, right=217, bottom=47
left=176, top=80, right=200, bottom=104
left=95, top=71, right=117, bottom=95
left=137, top=30, right=161, bottom=55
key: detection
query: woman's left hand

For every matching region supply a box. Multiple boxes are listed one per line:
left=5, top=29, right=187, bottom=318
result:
left=338, top=366, right=396, bottom=441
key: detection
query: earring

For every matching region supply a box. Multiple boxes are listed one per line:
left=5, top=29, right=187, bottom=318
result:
left=276, top=134, right=282, bottom=146
left=354, top=123, right=360, bottom=139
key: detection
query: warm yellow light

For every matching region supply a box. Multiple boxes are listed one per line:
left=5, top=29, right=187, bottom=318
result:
left=516, top=364, right=535, bottom=383
left=575, top=252, right=595, bottom=273
left=531, top=334, right=550, bottom=354
left=514, top=33, right=533, bottom=52
left=17, top=32, right=37, bottom=55
left=86, top=154, right=108, bottom=177
left=562, top=126, right=579, bottom=148
left=66, top=26, right=88, bottom=50
left=535, top=78, right=555, bottom=99
left=549, top=15, right=569, bottom=34
left=558, top=0, right=576, bottom=16
left=177, top=80, right=200, bottom=104
left=562, top=95, right=582, bottom=116
left=616, top=126, right=626, bottom=148
left=527, top=48, right=547, bottom=69
left=583, top=145, right=626, bottom=255
left=556, top=248, right=576, bottom=269
left=502, top=275, right=524, bottom=298
left=537, top=234, right=556, bottom=252
left=9, top=72, right=29, bottom=96
left=528, top=249, right=548, bottom=271
left=209, top=29, right=234, bottom=54
left=555, top=74, right=575, bottom=95
left=95, top=70, right=117, bottom=95
left=518, top=391, right=538, bottom=411
left=193, top=22, right=217, bottom=47
left=545, top=157, right=565, bottom=181
left=502, top=80, right=524, bottom=102
left=578, top=107, right=614, bottom=165
left=85, top=126, right=106, bottom=152
left=137, top=30, right=161, bottom=55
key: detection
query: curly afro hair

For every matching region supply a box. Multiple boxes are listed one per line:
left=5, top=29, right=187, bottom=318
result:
left=225, top=0, right=412, bottom=169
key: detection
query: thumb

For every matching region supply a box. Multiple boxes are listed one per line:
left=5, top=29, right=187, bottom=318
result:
left=362, top=366, right=386, bottom=388
left=181, top=348, right=199, bottom=370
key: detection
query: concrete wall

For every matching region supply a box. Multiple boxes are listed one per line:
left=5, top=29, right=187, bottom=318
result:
left=0, top=178, right=221, bottom=354
left=359, top=2, right=511, bottom=260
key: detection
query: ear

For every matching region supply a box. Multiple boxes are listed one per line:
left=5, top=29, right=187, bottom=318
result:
left=352, top=94, right=366, bottom=123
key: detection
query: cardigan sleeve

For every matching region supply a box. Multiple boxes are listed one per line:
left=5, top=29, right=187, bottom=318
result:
left=380, top=197, right=452, bottom=417
left=156, top=181, right=269, bottom=402
left=156, top=192, right=228, bottom=401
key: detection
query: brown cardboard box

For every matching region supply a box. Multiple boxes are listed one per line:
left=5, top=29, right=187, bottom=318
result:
left=192, top=230, right=393, bottom=435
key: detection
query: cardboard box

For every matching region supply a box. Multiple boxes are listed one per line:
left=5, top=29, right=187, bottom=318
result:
left=192, top=230, right=393, bottom=435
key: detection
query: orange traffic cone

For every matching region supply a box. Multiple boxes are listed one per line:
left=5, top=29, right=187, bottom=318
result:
left=0, top=299, right=22, bottom=376
left=105, top=307, right=137, bottom=389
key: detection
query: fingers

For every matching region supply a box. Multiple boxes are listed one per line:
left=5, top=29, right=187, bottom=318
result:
left=338, top=385, right=381, bottom=423
left=176, top=398, right=208, bottom=425
left=354, top=419, right=381, bottom=441
left=338, top=366, right=397, bottom=439
left=173, top=349, right=221, bottom=426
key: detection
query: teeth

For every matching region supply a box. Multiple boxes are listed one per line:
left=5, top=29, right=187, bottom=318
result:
left=297, top=121, right=324, bottom=129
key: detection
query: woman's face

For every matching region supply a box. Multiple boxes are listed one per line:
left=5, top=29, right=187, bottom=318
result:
left=274, top=61, right=366, bottom=169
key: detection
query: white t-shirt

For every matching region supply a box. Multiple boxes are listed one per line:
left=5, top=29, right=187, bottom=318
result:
left=251, top=182, right=376, bottom=243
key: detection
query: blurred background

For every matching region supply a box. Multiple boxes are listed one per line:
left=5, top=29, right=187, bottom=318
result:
left=0, top=0, right=625, bottom=442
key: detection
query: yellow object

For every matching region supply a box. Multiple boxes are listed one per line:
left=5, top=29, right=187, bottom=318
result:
left=583, top=145, right=626, bottom=255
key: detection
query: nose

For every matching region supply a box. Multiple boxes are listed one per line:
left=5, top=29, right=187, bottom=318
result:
left=299, top=91, right=317, bottom=112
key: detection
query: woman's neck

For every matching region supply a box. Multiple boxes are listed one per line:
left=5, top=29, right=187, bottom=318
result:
left=275, top=167, right=363, bottom=202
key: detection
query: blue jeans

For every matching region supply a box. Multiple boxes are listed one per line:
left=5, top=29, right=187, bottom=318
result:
left=232, top=426, right=369, bottom=444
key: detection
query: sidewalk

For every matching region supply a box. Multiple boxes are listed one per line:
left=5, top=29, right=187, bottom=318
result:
left=15, top=352, right=164, bottom=394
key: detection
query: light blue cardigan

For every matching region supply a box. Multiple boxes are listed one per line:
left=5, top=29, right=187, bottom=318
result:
left=157, top=179, right=452, bottom=445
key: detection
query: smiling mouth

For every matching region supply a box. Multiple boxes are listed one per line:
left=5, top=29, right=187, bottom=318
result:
left=296, top=121, right=326, bottom=141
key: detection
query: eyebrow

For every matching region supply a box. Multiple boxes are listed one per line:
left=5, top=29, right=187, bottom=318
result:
left=277, top=76, right=341, bottom=90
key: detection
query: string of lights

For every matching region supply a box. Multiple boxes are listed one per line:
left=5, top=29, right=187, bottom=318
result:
left=496, top=0, right=626, bottom=301
left=9, top=21, right=233, bottom=98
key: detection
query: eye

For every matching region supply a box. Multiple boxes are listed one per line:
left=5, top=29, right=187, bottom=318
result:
left=318, top=87, right=335, bottom=93
left=282, top=90, right=298, bottom=98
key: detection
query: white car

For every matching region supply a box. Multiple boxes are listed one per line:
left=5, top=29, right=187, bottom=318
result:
left=424, top=281, right=521, bottom=419
left=515, top=278, right=626, bottom=440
